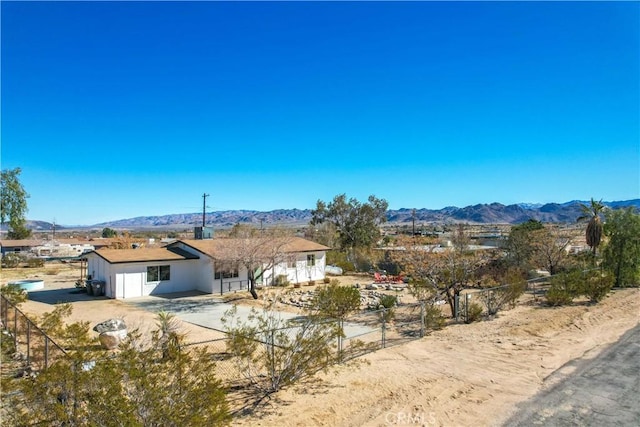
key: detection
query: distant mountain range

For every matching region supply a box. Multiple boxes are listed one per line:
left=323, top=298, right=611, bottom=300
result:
left=23, top=199, right=639, bottom=230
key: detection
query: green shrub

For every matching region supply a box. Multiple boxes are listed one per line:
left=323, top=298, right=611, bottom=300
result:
left=546, top=270, right=582, bottom=306
left=1, top=253, right=23, bottom=268
left=423, top=304, right=446, bottom=330
left=545, top=286, right=574, bottom=306
left=465, top=302, right=484, bottom=323
left=378, top=294, right=397, bottom=322
left=27, top=257, right=45, bottom=268
left=581, top=270, right=614, bottom=303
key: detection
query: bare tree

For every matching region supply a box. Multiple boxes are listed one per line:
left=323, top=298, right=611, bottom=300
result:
left=215, top=233, right=294, bottom=299
left=390, top=235, right=490, bottom=316
left=530, top=226, right=572, bottom=275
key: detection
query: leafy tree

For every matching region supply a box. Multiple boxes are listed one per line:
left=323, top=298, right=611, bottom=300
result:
left=577, top=198, right=606, bottom=256
left=1, top=308, right=231, bottom=426
left=1, top=168, right=31, bottom=239
left=101, top=227, right=118, bottom=238
left=310, top=194, right=388, bottom=263
left=228, top=223, right=260, bottom=238
left=601, top=207, right=640, bottom=287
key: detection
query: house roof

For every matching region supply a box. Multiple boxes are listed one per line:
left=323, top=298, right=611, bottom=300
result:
left=0, top=239, right=43, bottom=248
left=174, top=237, right=330, bottom=259
left=86, top=247, right=199, bottom=264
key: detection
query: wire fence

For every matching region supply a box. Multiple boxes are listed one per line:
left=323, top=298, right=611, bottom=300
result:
left=0, top=294, right=68, bottom=372
left=454, top=283, right=525, bottom=323
left=177, top=301, right=433, bottom=387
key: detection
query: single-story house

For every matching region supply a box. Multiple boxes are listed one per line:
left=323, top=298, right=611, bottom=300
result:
left=84, top=237, right=330, bottom=299
left=0, top=239, right=43, bottom=256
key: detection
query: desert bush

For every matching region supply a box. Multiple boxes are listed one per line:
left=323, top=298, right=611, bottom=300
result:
left=465, top=302, right=484, bottom=323
left=581, top=270, right=614, bottom=303
left=26, top=257, right=45, bottom=268
left=378, top=294, right=397, bottom=322
left=2, top=306, right=231, bottom=426
left=423, top=304, right=446, bottom=330
left=307, top=280, right=316, bottom=286
left=323, top=277, right=331, bottom=284
left=273, top=274, right=289, bottom=287
left=487, top=282, right=526, bottom=315
left=545, top=286, right=574, bottom=306
left=1, top=253, right=23, bottom=268
left=222, top=305, right=339, bottom=394
left=545, top=270, right=582, bottom=306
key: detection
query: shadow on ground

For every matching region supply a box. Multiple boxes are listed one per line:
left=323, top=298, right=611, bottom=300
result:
left=27, top=287, right=105, bottom=305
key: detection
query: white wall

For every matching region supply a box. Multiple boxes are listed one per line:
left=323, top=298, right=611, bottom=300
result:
left=263, top=251, right=326, bottom=285
left=86, top=253, right=198, bottom=299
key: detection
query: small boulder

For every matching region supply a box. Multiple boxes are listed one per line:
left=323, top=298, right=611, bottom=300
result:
left=98, top=329, right=128, bottom=350
left=93, top=318, right=126, bottom=334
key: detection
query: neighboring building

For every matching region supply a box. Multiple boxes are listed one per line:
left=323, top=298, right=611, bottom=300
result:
left=1, top=238, right=111, bottom=258
left=0, top=239, right=43, bottom=256
left=84, top=237, right=330, bottom=299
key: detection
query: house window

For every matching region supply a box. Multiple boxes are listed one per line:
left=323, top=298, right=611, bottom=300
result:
left=215, top=268, right=239, bottom=280
left=307, top=254, right=316, bottom=266
left=147, top=265, right=170, bottom=282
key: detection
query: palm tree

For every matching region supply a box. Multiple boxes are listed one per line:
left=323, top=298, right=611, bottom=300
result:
left=577, top=198, right=606, bottom=256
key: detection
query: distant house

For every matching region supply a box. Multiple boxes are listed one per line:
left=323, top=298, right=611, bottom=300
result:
left=0, top=239, right=43, bottom=256
left=84, top=237, right=330, bottom=299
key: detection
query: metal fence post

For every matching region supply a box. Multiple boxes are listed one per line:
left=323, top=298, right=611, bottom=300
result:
left=381, top=312, right=386, bottom=348
left=26, top=321, right=31, bottom=365
left=454, top=295, right=459, bottom=322
left=44, top=337, right=49, bottom=369
left=486, top=289, right=491, bottom=316
left=14, top=306, right=18, bottom=350
left=420, top=301, right=425, bottom=337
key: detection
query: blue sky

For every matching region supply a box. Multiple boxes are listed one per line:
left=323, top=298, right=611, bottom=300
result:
left=2, top=1, right=638, bottom=226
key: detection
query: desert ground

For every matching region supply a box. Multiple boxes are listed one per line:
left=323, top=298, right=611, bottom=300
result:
left=3, top=262, right=639, bottom=426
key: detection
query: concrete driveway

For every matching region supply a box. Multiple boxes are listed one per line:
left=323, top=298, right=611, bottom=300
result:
left=126, top=292, right=376, bottom=337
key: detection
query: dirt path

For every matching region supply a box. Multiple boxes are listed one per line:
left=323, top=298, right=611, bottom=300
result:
left=233, top=288, right=639, bottom=427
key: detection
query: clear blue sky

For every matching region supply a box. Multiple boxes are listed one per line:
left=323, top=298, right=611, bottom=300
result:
left=2, top=1, right=638, bottom=226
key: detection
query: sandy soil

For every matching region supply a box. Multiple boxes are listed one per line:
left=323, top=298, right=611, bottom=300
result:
left=4, top=263, right=639, bottom=427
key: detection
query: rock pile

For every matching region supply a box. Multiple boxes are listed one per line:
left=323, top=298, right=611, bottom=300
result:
left=93, top=318, right=127, bottom=350
left=279, top=287, right=405, bottom=310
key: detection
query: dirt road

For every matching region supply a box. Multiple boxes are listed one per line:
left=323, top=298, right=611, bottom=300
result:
left=503, top=324, right=640, bottom=426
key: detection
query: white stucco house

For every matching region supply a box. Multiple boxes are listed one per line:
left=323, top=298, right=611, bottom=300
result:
left=84, top=237, right=330, bottom=299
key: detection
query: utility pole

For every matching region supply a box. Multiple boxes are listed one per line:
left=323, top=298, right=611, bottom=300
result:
left=412, top=209, right=416, bottom=236
left=202, top=193, right=209, bottom=227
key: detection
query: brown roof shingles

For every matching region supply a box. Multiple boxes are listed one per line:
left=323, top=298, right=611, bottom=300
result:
left=88, top=248, right=198, bottom=264
left=176, top=237, right=330, bottom=259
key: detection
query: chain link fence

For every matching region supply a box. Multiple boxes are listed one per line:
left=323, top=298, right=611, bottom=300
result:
left=454, top=283, right=525, bottom=323
left=178, top=300, right=433, bottom=387
left=0, top=294, right=68, bottom=372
